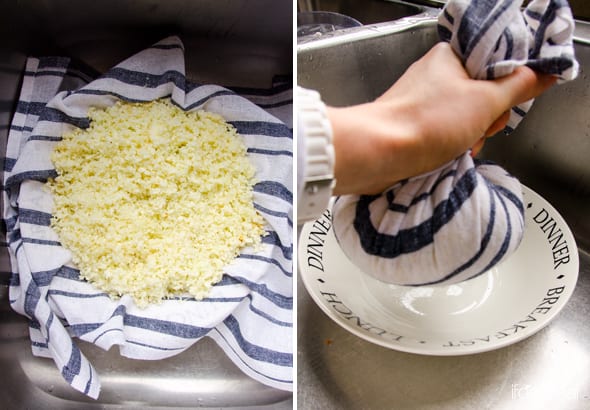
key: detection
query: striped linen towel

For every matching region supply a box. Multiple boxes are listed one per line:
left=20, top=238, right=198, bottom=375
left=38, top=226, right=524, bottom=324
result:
left=438, top=0, right=579, bottom=132
left=332, top=0, right=578, bottom=286
left=3, top=36, right=292, bottom=399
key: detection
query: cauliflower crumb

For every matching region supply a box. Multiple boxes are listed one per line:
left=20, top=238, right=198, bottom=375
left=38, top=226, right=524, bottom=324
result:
left=48, top=99, right=265, bottom=308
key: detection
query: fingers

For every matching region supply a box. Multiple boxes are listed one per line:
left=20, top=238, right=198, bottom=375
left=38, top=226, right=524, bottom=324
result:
left=470, top=137, right=486, bottom=157
left=475, top=109, right=511, bottom=156
left=484, top=110, right=511, bottom=136
left=482, top=67, right=556, bottom=138
left=474, top=66, right=553, bottom=155
left=493, top=66, right=557, bottom=108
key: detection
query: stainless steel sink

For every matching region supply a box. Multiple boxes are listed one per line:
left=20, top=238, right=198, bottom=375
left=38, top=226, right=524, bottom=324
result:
left=298, top=13, right=590, bottom=410
left=297, top=0, right=426, bottom=25
left=1, top=283, right=290, bottom=409
left=296, top=0, right=439, bottom=44
left=0, top=1, right=292, bottom=408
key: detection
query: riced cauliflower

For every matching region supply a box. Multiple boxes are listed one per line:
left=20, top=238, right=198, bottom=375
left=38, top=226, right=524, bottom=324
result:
left=48, top=99, right=265, bottom=308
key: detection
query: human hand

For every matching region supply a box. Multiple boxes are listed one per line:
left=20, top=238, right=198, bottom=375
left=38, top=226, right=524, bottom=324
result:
left=328, top=42, right=556, bottom=196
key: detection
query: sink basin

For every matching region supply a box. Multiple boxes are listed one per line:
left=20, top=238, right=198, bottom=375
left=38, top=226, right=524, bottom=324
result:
left=0, top=285, right=290, bottom=409
left=0, top=1, right=292, bottom=408
left=298, top=14, right=590, bottom=410
left=298, top=0, right=425, bottom=25
left=298, top=16, right=439, bottom=105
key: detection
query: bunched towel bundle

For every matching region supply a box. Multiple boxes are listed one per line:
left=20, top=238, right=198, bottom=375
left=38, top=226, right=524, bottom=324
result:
left=333, top=155, right=525, bottom=285
left=3, top=36, right=293, bottom=398
left=332, top=0, right=578, bottom=286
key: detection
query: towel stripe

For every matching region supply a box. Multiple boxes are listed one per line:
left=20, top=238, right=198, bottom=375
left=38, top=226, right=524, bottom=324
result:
left=101, top=68, right=186, bottom=89
left=74, top=88, right=158, bottom=103
left=247, top=147, right=293, bottom=157
left=223, top=314, right=292, bottom=366
left=62, top=346, right=82, bottom=383
left=479, top=187, right=513, bottom=273
left=385, top=168, right=458, bottom=213
left=412, top=179, right=497, bottom=285
left=254, top=181, right=293, bottom=203
left=19, top=208, right=52, bottom=226
left=210, top=327, right=293, bottom=384
left=238, top=254, right=291, bottom=277
left=39, top=107, right=90, bottom=128
left=354, top=168, right=479, bottom=257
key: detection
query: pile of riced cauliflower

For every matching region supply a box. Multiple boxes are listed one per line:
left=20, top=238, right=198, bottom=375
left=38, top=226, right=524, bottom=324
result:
left=48, top=99, right=266, bottom=308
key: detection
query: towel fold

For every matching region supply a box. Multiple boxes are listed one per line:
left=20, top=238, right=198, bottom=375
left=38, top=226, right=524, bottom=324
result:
left=332, top=0, right=578, bottom=286
left=3, top=36, right=293, bottom=399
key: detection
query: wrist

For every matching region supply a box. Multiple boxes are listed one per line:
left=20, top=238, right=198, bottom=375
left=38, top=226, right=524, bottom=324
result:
left=327, top=102, right=420, bottom=195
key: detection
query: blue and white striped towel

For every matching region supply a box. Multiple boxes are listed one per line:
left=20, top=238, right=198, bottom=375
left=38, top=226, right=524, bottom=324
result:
left=3, top=36, right=292, bottom=399
left=333, top=154, right=525, bottom=285
left=438, top=0, right=579, bottom=132
left=332, top=0, right=578, bottom=286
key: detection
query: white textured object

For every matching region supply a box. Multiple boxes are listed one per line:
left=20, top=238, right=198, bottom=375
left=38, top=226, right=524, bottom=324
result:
left=297, top=87, right=335, bottom=224
left=334, top=154, right=524, bottom=285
